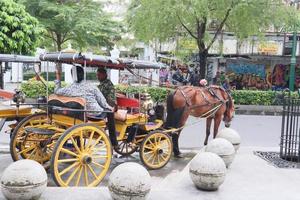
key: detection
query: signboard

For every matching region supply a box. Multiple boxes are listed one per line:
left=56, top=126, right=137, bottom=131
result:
left=258, top=43, right=279, bottom=54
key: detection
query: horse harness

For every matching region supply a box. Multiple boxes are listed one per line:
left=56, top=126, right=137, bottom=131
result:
left=176, top=86, right=230, bottom=118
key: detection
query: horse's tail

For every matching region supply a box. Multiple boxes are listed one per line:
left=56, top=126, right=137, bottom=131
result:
left=164, top=91, right=185, bottom=129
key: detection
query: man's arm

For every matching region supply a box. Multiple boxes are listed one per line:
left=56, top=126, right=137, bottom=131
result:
left=93, top=87, right=112, bottom=110
left=54, top=80, right=70, bottom=95
left=106, top=82, right=116, bottom=107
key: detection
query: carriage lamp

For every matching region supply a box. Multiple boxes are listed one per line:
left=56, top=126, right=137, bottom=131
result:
left=12, top=89, right=25, bottom=107
left=140, top=93, right=154, bottom=113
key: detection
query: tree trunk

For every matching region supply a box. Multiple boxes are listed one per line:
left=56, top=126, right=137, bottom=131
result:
left=55, top=40, right=62, bottom=83
left=198, top=49, right=208, bottom=79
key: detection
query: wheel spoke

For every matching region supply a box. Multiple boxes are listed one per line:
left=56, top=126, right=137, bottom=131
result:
left=151, top=154, right=157, bottom=165
left=87, top=164, right=98, bottom=180
left=157, top=135, right=162, bottom=144
left=80, top=131, right=84, bottom=151
left=143, top=151, right=154, bottom=155
left=17, top=145, right=36, bottom=155
left=144, top=145, right=154, bottom=151
left=92, top=155, right=108, bottom=159
left=65, top=165, right=81, bottom=185
left=88, top=135, right=103, bottom=150
left=59, top=162, right=78, bottom=176
left=159, top=153, right=168, bottom=161
left=61, top=148, right=78, bottom=157
left=75, top=166, right=83, bottom=186
left=120, top=142, right=125, bottom=152
left=86, top=131, right=95, bottom=148
left=145, top=152, right=155, bottom=162
left=84, top=165, right=89, bottom=186
left=148, top=139, right=155, bottom=148
left=57, top=158, right=78, bottom=163
left=92, top=161, right=105, bottom=169
left=93, top=144, right=107, bottom=151
left=70, top=136, right=81, bottom=153
left=28, top=148, right=37, bottom=159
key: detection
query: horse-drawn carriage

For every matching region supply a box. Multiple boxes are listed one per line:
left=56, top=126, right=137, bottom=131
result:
left=5, top=52, right=173, bottom=187
left=0, top=52, right=235, bottom=188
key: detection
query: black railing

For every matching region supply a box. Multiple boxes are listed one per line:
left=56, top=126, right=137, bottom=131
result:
left=280, top=97, right=300, bottom=162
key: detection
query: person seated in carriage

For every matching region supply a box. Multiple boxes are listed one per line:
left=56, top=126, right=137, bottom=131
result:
left=54, top=64, right=119, bottom=148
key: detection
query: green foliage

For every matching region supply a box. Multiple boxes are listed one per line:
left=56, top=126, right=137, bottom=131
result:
left=0, top=0, right=41, bottom=54
left=21, top=80, right=66, bottom=98
left=129, top=0, right=293, bottom=42
left=231, top=90, right=298, bottom=105
left=128, top=0, right=295, bottom=78
left=20, top=0, right=122, bottom=51
left=20, top=81, right=299, bottom=105
left=115, top=85, right=171, bottom=103
left=23, top=72, right=97, bottom=81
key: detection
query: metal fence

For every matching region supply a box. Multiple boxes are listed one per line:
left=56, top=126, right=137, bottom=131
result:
left=280, top=97, right=300, bottom=162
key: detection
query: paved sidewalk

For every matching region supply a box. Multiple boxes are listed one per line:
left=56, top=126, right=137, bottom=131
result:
left=1, top=146, right=299, bottom=200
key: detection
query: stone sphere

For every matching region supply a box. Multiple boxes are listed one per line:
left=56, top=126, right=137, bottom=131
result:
left=217, top=128, right=241, bottom=151
left=108, top=162, right=151, bottom=200
left=206, top=138, right=235, bottom=168
left=0, top=160, right=47, bottom=200
left=189, top=152, right=226, bottom=191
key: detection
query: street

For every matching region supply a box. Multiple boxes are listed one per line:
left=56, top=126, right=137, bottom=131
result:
left=0, top=114, right=282, bottom=187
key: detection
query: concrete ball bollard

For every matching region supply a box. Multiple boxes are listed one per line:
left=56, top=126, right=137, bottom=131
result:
left=108, top=162, right=151, bottom=200
left=217, top=128, right=241, bottom=151
left=206, top=138, right=235, bottom=168
left=189, top=152, right=226, bottom=191
left=0, top=160, right=47, bottom=200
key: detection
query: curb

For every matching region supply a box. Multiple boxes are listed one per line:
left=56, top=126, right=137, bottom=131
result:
left=0, top=144, right=9, bottom=154
left=235, top=105, right=282, bottom=116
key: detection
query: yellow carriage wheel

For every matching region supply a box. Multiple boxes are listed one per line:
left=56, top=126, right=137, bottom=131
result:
left=50, top=123, right=112, bottom=187
left=139, top=131, right=172, bottom=170
left=114, top=133, right=138, bottom=156
left=10, top=113, right=53, bottom=165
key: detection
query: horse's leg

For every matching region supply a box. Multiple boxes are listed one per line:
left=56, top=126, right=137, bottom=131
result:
left=213, top=115, right=222, bottom=138
left=205, top=117, right=213, bottom=145
left=172, top=107, right=190, bottom=158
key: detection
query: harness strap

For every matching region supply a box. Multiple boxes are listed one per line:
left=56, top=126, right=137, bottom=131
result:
left=208, top=86, right=225, bottom=103
left=200, top=103, right=223, bottom=118
left=177, top=88, right=191, bottom=106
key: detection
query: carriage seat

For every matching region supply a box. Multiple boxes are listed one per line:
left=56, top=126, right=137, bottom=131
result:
left=48, top=94, right=86, bottom=120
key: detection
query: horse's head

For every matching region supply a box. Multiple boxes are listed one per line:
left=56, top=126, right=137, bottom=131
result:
left=223, top=97, right=235, bottom=127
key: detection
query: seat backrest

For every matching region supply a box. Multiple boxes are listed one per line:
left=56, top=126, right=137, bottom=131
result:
left=48, top=94, right=86, bottom=120
left=48, top=94, right=86, bottom=109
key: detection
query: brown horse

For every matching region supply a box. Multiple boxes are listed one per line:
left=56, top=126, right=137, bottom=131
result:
left=164, top=85, right=235, bottom=157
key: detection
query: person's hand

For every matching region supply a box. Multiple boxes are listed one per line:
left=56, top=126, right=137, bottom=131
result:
left=113, top=105, right=118, bottom=112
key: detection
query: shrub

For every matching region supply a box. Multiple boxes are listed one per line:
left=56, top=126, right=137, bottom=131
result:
left=20, top=81, right=299, bottom=105
left=21, top=81, right=66, bottom=98
left=115, top=85, right=172, bottom=103
left=23, top=72, right=97, bottom=81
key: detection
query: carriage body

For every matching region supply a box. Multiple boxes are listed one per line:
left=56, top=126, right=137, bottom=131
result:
left=8, top=52, right=172, bottom=187
left=0, top=54, right=45, bottom=133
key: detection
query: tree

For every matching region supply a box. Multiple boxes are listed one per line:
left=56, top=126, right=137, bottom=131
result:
left=20, top=0, right=122, bottom=52
left=128, top=0, right=296, bottom=79
left=20, top=0, right=122, bottom=81
left=0, top=0, right=41, bottom=54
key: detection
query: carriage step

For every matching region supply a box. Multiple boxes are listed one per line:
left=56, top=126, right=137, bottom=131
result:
left=24, top=127, right=55, bottom=135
